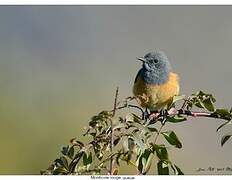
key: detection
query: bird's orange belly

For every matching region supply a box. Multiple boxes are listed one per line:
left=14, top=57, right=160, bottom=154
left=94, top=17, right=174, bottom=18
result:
left=133, top=72, right=179, bottom=111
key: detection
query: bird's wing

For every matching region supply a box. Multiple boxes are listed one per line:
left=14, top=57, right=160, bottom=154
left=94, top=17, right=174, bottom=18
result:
left=134, top=69, right=143, bottom=83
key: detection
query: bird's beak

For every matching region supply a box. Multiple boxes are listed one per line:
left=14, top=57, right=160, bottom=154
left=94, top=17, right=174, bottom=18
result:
left=136, top=57, right=145, bottom=63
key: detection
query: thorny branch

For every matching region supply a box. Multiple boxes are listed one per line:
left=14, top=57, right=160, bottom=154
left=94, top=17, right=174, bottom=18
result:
left=43, top=91, right=232, bottom=175
left=109, top=87, right=119, bottom=175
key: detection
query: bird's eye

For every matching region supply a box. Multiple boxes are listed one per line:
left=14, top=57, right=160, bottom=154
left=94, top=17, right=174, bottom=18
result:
left=153, top=59, right=158, bottom=63
left=144, top=53, right=151, bottom=59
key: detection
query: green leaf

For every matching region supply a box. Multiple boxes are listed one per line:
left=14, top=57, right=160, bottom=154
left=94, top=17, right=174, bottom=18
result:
left=195, top=101, right=204, bottom=109
left=55, top=156, right=68, bottom=170
left=166, top=115, right=186, bottom=123
left=202, top=97, right=215, bottom=112
left=89, top=111, right=112, bottom=128
left=53, top=167, right=68, bottom=175
left=144, top=151, right=153, bottom=174
left=54, top=156, right=68, bottom=170
left=213, top=109, right=232, bottom=120
left=61, top=146, right=69, bottom=156
left=113, top=137, right=120, bottom=146
left=83, top=152, right=92, bottom=167
left=126, top=113, right=142, bottom=124
left=70, top=138, right=84, bottom=147
left=54, top=158, right=63, bottom=166
left=93, top=144, right=103, bottom=160
left=147, top=124, right=158, bottom=132
left=67, top=146, right=74, bottom=159
left=161, top=131, right=182, bottom=148
left=137, top=154, right=143, bottom=173
left=60, top=156, right=69, bottom=169
left=157, top=161, right=169, bottom=175
left=216, top=120, right=232, bottom=132
left=189, top=91, right=216, bottom=111
left=132, top=113, right=143, bottom=124
left=153, top=144, right=168, bottom=161
left=137, top=149, right=152, bottom=174
left=221, top=135, right=232, bottom=146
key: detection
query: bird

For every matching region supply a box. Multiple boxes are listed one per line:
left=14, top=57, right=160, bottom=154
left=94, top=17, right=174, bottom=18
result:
left=133, top=51, right=180, bottom=112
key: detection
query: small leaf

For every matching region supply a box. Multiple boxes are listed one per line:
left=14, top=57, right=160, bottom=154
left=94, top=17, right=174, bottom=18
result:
left=153, top=144, right=168, bottom=161
left=161, top=131, right=182, bottom=148
left=221, top=135, right=232, bottom=146
left=166, top=115, right=186, bottom=123
left=213, top=109, right=232, bottom=120
left=113, top=137, right=120, bottom=146
left=216, top=120, right=232, bottom=132
left=70, top=138, right=84, bottom=147
left=126, top=113, right=142, bottom=124
left=61, top=146, right=69, bottom=156
left=147, top=124, right=158, bottom=132
left=54, top=158, right=63, bottom=167
left=93, top=144, right=103, bottom=160
left=67, top=146, right=74, bottom=159
left=136, top=149, right=152, bottom=174
left=157, top=161, right=169, bottom=175
left=53, top=167, right=68, bottom=175
left=83, top=152, right=92, bottom=167
left=189, top=91, right=216, bottom=111
left=202, top=97, right=215, bottom=112
left=59, top=156, right=69, bottom=169
left=132, top=113, right=143, bottom=124
left=143, top=151, right=153, bottom=174
left=137, top=155, right=143, bottom=173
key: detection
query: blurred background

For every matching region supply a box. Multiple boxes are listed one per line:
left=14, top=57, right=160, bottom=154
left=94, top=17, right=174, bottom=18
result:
left=0, top=6, right=232, bottom=175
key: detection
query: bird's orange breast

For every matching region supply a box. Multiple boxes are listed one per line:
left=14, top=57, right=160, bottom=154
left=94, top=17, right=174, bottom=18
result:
left=133, top=72, right=180, bottom=111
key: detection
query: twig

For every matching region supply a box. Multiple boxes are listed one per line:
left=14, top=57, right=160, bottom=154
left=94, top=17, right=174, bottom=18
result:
left=151, top=109, right=231, bottom=122
left=181, top=96, right=190, bottom=110
left=69, top=151, right=85, bottom=173
left=109, top=87, right=119, bottom=175
left=176, top=109, right=230, bottom=121
left=117, top=104, right=144, bottom=115
left=154, top=123, right=165, bottom=144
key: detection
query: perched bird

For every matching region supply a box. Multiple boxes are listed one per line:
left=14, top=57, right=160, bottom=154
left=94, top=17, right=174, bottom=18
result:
left=133, top=51, right=180, bottom=111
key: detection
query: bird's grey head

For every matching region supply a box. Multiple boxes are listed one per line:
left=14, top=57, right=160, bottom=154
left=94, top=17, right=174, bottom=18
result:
left=137, top=51, right=171, bottom=84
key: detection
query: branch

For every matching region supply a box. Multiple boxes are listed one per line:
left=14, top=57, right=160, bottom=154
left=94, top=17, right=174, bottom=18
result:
left=109, top=87, right=119, bottom=175
left=172, top=109, right=230, bottom=121
left=154, top=123, right=165, bottom=144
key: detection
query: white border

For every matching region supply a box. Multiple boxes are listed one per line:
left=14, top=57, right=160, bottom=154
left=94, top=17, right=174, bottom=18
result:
left=0, top=175, right=232, bottom=180
left=0, top=1, right=231, bottom=178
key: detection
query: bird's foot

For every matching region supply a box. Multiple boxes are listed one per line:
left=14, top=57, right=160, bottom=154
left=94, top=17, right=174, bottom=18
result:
left=142, top=108, right=150, bottom=120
